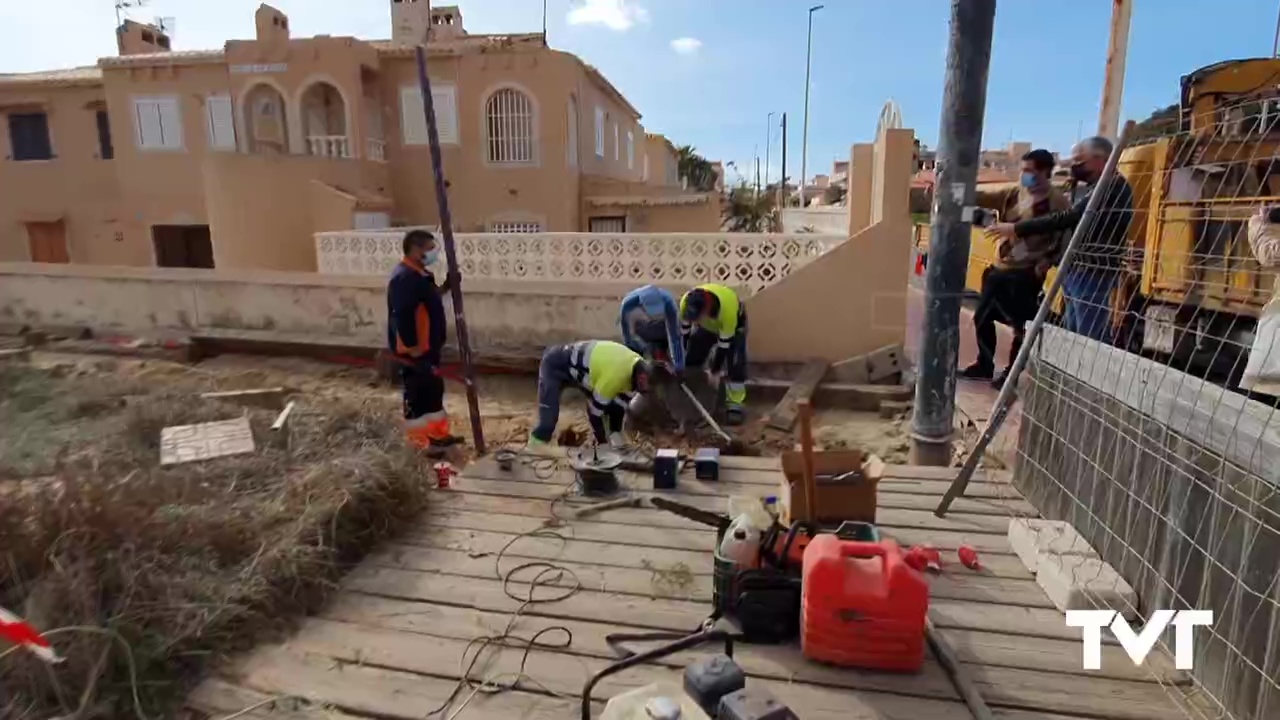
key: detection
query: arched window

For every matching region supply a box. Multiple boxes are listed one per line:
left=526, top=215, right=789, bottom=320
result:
left=485, top=87, right=535, bottom=164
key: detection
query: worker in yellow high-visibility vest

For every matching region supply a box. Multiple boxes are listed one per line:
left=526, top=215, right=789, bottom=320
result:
left=679, top=283, right=748, bottom=425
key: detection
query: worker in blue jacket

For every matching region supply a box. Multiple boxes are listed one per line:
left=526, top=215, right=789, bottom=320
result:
left=619, top=285, right=686, bottom=373
left=387, top=229, right=462, bottom=453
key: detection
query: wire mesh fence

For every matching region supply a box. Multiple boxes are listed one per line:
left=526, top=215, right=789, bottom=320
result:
left=949, top=88, right=1280, bottom=720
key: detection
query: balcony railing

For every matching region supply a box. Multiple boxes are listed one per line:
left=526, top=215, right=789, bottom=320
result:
left=314, top=231, right=845, bottom=294
left=306, top=135, right=351, bottom=158
left=366, top=138, right=387, bottom=162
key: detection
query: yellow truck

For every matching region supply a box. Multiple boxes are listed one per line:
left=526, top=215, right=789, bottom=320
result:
left=915, top=57, right=1280, bottom=384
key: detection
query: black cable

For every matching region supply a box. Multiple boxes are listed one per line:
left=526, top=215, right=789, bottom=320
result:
left=422, top=527, right=582, bottom=718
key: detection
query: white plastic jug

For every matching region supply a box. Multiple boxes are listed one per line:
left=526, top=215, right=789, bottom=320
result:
left=718, top=513, right=763, bottom=568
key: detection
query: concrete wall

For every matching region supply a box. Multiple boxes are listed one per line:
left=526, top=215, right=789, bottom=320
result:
left=1016, top=327, right=1279, bottom=720
left=0, top=262, right=632, bottom=357
left=745, top=220, right=909, bottom=362
left=781, top=207, right=848, bottom=235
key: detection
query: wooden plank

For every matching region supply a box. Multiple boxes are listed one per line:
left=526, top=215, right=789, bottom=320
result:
left=369, top=543, right=1048, bottom=607
left=186, top=678, right=367, bottom=719
left=271, top=400, right=296, bottom=432
left=461, top=461, right=1029, bottom=504
left=398, top=524, right=1035, bottom=580
left=201, top=387, right=288, bottom=410
left=763, top=358, right=829, bottom=431
left=230, top=647, right=595, bottom=720
left=422, top=507, right=1023, bottom=556
left=940, top=629, right=1187, bottom=685
left=346, top=560, right=1039, bottom=638
left=319, top=593, right=1170, bottom=691
left=310, top=580, right=1186, bottom=720
left=449, top=474, right=1038, bottom=517
left=428, top=490, right=1014, bottom=536
left=272, top=616, right=973, bottom=719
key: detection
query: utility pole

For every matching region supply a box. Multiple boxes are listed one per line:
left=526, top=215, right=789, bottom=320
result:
left=799, top=4, right=823, bottom=208
left=910, top=0, right=997, bottom=467
left=416, top=45, right=486, bottom=454
left=765, top=111, right=775, bottom=190
left=1098, top=0, right=1131, bottom=139
left=779, top=113, right=788, bottom=208
left=754, top=147, right=761, bottom=197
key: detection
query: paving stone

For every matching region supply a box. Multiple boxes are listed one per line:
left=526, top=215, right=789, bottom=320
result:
left=1036, top=554, right=1138, bottom=620
left=1007, top=517, right=1097, bottom=573
left=160, top=417, right=255, bottom=466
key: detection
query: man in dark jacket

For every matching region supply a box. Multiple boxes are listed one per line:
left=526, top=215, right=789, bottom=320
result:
left=988, top=136, right=1133, bottom=345
left=387, top=229, right=462, bottom=452
left=964, top=149, right=1070, bottom=388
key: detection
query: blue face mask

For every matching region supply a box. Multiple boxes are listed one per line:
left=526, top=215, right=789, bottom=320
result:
left=422, top=248, right=440, bottom=266
left=1020, top=172, right=1038, bottom=189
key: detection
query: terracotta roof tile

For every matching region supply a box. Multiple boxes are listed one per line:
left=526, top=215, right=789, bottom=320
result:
left=0, top=66, right=103, bottom=87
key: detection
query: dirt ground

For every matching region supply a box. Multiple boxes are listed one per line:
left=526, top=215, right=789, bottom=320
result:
left=81, top=351, right=915, bottom=462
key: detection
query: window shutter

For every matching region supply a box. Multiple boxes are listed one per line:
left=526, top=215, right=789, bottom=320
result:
left=594, top=106, right=605, bottom=157
left=432, top=86, right=458, bottom=144
left=567, top=98, right=578, bottom=167
left=157, top=98, right=183, bottom=149
left=206, top=95, right=235, bottom=150
left=613, top=123, right=619, bottom=161
left=400, top=86, right=427, bottom=145
left=402, top=85, right=457, bottom=146
left=626, top=130, right=634, bottom=170
left=135, top=100, right=163, bottom=148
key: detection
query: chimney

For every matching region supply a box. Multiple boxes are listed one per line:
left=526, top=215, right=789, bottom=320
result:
left=430, top=6, right=466, bottom=39
left=255, top=4, right=291, bottom=46
left=391, top=0, right=432, bottom=45
left=116, top=19, right=171, bottom=55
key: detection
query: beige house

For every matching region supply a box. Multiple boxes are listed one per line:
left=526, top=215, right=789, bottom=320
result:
left=0, top=1, right=719, bottom=272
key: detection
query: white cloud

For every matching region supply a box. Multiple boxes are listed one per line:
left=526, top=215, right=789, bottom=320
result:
left=670, top=37, right=702, bottom=55
left=566, top=0, right=649, bottom=31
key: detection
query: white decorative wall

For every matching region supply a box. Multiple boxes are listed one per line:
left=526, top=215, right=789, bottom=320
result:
left=315, top=232, right=845, bottom=294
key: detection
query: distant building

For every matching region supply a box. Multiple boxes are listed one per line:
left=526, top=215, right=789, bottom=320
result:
left=0, top=1, right=716, bottom=271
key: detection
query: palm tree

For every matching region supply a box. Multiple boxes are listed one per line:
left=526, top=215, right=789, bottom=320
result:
left=722, top=181, right=781, bottom=233
left=676, top=144, right=717, bottom=192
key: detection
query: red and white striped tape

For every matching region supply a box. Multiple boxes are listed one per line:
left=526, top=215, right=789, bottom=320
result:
left=0, top=606, right=62, bottom=664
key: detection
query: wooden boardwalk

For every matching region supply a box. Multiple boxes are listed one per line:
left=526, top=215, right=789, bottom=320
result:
left=186, top=455, right=1209, bottom=720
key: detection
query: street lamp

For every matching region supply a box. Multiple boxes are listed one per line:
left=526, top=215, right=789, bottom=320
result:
left=799, top=4, right=823, bottom=208
left=765, top=111, right=775, bottom=190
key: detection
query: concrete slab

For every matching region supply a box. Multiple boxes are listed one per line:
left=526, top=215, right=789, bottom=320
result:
left=160, top=417, right=256, bottom=466
left=1036, top=554, right=1138, bottom=620
left=1008, top=518, right=1098, bottom=573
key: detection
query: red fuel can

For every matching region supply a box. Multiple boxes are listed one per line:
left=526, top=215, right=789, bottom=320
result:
left=801, top=535, right=929, bottom=672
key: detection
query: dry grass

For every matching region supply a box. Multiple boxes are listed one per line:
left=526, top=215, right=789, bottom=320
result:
left=0, top=362, right=429, bottom=720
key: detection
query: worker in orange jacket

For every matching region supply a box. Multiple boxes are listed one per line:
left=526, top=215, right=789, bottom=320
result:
left=387, top=229, right=463, bottom=453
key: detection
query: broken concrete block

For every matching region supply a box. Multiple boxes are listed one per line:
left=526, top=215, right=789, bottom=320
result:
left=160, top=417, right=255, bottom=466
left=1036, top=554, right=1138, bottom=620
left=1008, top=518, right=1098, bottom=573
left=878, top=399, right=913, bottom=419
left=200, top=387, right=287, bottom=410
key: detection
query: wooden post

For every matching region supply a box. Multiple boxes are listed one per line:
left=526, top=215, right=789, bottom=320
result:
left=415, top=45, right=486, bottom=454
left=797, top=398, right=817, bottom=521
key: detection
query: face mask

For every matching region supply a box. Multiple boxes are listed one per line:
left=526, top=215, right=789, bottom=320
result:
left=1020, top=172, right=1038, bottom=189
left=1070, top=163, right=1091, bottom=182
left=422, top=248, right=440, bottom=266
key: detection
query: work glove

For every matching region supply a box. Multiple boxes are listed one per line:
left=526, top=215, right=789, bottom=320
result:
left=706, top=369, right=722, bottom=387
left=608, top=432, right=627, bottom=450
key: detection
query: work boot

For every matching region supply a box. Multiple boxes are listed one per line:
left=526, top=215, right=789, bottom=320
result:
left=524, top=436, right=559, bottom=459
left=429, top=433, right=466, bottom=449
left=959, top=363, right=994, bottom=380
left=725, top=406, right=746, bottom=426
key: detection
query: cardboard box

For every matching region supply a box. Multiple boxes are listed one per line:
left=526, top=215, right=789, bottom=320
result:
left=778, top=449, right=883, bottom=525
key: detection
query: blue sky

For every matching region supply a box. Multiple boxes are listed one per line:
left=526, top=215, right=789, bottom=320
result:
left=4, top=0, right=1279, bottom=184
